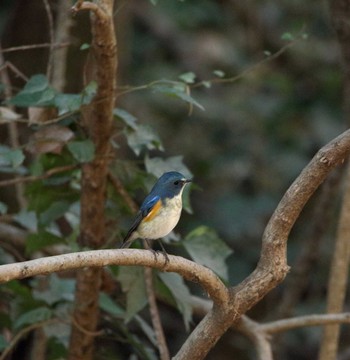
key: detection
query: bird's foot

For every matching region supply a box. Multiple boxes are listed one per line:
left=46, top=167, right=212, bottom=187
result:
left=147, top=248, right=169, bottom=267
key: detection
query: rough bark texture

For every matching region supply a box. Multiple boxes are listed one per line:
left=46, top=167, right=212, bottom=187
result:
left=174, top=130, right=350, bottom=360
left=68, top=1, right=117, bottom=359
left=0, top=129, right=350, bottom=359
left=319, top=165, right=350, bottom=360
left=318, top=1, right=350, bottom=359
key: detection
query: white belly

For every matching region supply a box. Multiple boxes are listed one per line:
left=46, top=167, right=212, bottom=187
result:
left=136, top=195, right=182, bottom=240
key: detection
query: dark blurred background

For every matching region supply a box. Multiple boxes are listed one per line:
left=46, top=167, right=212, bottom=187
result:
left=1, top=0, right=348, bottom=359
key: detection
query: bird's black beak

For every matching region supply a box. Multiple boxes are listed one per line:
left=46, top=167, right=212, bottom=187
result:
left=183, top=178, right=192, bottom=184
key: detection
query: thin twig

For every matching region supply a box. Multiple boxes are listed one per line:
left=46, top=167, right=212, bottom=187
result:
left=71, top=316, right=104, bottom=337
left=144, top=267, right=170, bottom=360
left=0, top=61, right=28, bottom=83
left=0, top=164, right=78, bottom=187
left=1, top=42, right=70, bottom=54
left=115, top=36, right=302, bottom=99
left=0, top=318, right=59, bottom=360
left=236, top=317, right=273, bottom=360
left=192, top=37, right=301, bottom=89
left=42, top=0, right=55, bottom=79
left=261, top=313, right=350, bottom=334
left=190, top=296, right=350, bottom=360
left=108, top=171, right=171, bottom=358
left=108, top=172, right=138, bottom=213
left=236, top=313, right=350, bottom=360
left=51, top=0, right=74, bottom=91
left=0, top=46, right=27, bottom=209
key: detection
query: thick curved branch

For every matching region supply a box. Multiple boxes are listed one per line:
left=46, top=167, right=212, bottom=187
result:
left=190, top=296, right=350, bottom=360
left=175, top=129, right=350, bottom=360
left=320, top=164, right=350, bottom=360
left=0, top=249, right=229, bottom=306
left=233, top=128, right=350, bottom=306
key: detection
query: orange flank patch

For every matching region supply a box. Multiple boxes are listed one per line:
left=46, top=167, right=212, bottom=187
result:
left=144, top=200, right=162, bottom=222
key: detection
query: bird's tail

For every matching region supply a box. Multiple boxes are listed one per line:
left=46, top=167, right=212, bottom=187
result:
left=119, top=240, right=132, bottom=249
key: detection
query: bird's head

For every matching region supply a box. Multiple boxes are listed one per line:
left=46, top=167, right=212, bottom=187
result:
left=153, top=171, right=192, bottom=199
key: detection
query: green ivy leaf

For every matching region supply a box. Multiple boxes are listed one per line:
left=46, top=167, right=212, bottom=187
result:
left=33, top=274, right=75, bottom=305
left=125, top=125, right=163, bottom=156
left=145, top=155, right=191, bottom=179
left=5, top=280, right=32, bottom=298
left=134, top=315, right=157, bottom=345
left=118, top=266, right=147, bottom=322
left=99, top=293, right=124, bottom=317
left=202, top=81, right=211, bottom=88
left=183, top=226, right=233, bottom=281
left=81, top=81, right=98, bottom=104
left=39, top=200, right=71, bottom=226
left=54, top=81, right=96, bottom=115
left=281, top=32, right=294, bottom=41
left=80, top=43, right=90, bottom=50
left=13, top=211, right=38, bottom=232
left=0, top=335, right=8, bottom=351
left=0, top=202, right=7, bottom=215
left=158, top=273, right=192, bottom=331
left=113, top=108, right=138, bottom=130
left=213, top=70, right=225, bottom=78
left=179, top=72, right=196, bottom=84
left=67, top=139, right=95, bottom=163
left=9, top=74, right=56, bottom=107
left=0, top=149, right=25, bottom=168
left=14, top=307, right=52, bottom=329
left=26, top=231, right=64, bottom=254
left=152, top=84, right=204, bottom=111
left=54, top=94, right=82, bottom=115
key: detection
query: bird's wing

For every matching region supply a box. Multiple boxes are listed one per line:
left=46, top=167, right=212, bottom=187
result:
left=121, top=195, right=161, bottom=246
left=140, top=195, right=162, bottom=221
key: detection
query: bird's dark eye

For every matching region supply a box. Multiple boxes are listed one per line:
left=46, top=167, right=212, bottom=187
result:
left=174, top=180, right=179, bottom=186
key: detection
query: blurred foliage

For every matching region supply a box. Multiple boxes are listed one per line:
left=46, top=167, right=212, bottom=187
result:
left=0, top=0, right=348, bottom=359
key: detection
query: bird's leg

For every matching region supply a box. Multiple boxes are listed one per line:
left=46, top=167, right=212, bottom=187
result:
left=145, top=239, right=158, bottom=262
left=156, top=239, right=169, bottom=265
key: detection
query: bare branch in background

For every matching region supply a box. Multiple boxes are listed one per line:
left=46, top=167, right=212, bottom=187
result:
left=1, top=42, right=70, bottom=53
left=319, top=164, right=350, bottom=360
left=0, top=47, right=27, bottom=209
left=174, top=129, right=350, bottom=360
left=0, top=164, right=77, bottom=187
left=42, top=0, right=55, bottom=79
left=277, top=169, right=342, bottom=319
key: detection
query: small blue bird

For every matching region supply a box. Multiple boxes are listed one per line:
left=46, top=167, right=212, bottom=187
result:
left=121, top=171, right=192, bottom=260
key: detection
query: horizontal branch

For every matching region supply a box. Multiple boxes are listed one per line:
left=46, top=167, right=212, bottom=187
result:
left=1, top=42, right=71, bottom=53
left=0, top=164, right=77, bottom=187
left=260, top=313, right=350, bottom=334
left=0, top=249, right=229, bottom=306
